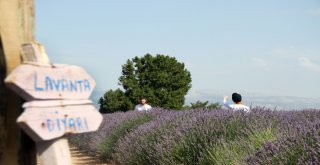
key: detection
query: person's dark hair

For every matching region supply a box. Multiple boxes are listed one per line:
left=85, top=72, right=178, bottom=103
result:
left=140, top=97, right=146, bottom=100
left=232, top=93, right=242, bottom=103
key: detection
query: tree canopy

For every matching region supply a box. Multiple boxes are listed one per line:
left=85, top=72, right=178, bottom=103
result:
left=183, top=100, right=222, bottom=110
left=98, top=89, right=133, bottom=113
left=99, top=54, right=192, bottom=113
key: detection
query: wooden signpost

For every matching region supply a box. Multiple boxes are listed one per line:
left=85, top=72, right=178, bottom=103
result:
left=5, top=43, right=103, bottom=165
left=5, top=63, right=96, bottom=100
left=18, top=102, right=102, bottom=142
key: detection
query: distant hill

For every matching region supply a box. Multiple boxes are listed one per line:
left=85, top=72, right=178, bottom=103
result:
left=91, top=89, right=320, bottom=110
left=185, top=89, right=320, bottom=110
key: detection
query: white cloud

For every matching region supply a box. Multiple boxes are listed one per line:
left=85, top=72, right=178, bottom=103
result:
left=299, top=57, right=320, bottom=72
left=251, top=58, right=269, bottom=69
left=309, top=8, right=320, bottom=16
left=272, top=47, right=320, bottom=72
left=272, top=46, right=301, bottom=58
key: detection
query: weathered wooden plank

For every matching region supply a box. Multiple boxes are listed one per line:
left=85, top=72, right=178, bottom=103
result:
left=21, top=43, right=50, bottom=63
left=22, top=100, right=93, bottom=108
left=5, top=63, right=96, bottom=100
left=37, top=137, right=72, bottom=165
left=17, top=104, right=102, bottom=142
left=0, top=0, right=36, bottom=164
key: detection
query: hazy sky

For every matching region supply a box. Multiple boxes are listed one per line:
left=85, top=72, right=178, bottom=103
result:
left=35, top=0, right=320, bottom=100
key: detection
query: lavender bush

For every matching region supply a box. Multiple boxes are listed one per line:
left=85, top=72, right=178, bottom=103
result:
left=69, top=108, right=320, bottom=165
left=245, top=110, right=320, bottom=164
left=69, top=110, right=159, bottom=157
left=113, top=108, right=280, bottom=165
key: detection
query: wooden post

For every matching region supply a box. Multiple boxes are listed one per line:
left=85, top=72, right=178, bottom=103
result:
left=37, top=138, right=72, bottom=165
left=20, top=43, right=73, bottom=165
left=5, top=43, right=102, bottom=165
left=1, top=2, right=102, bottom=164
left=0, top=0, right=36, bottom=164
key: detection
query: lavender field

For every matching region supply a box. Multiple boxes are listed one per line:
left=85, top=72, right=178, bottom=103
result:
left=69, top=108, right=320, bottom=165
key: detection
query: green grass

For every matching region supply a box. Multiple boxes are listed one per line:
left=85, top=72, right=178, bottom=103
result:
left=200, top=127, right=277, bottom=165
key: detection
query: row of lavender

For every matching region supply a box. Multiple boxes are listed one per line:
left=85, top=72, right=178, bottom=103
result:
left=69, top=108, right=320, bottom=164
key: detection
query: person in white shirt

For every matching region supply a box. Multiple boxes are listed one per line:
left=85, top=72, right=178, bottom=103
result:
left=134, top=98, right=152, bottom=111
left=223, top=93, right=250, bottom=112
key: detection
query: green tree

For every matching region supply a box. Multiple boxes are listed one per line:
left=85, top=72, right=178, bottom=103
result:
left=99, top=54, right=192, bottom=112
left=183, top=100, right=222, bottom=110
left=99, top=88, right=133, bottom=113
left=119, top=54, right=192, bottom=110
left=190, top=100, right=209, bottom=109
left=207, top=102, right=222, bottom=109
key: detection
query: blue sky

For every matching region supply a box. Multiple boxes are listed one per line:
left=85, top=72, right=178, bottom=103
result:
left=35, top=0, right=320, bottom=104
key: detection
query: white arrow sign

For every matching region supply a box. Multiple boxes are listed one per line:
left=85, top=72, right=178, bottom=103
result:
left=5, top=63, right=96, bottom=100
left=17, top=103, right=103, bottom=142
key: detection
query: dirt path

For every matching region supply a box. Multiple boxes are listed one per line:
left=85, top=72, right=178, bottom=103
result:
left=69, top=146, right=108, bottom=165
left=37, top=146, right=108, bottom=165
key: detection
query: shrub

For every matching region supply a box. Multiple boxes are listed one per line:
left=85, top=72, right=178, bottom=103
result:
left=70, top=108, right=320, bottom=164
